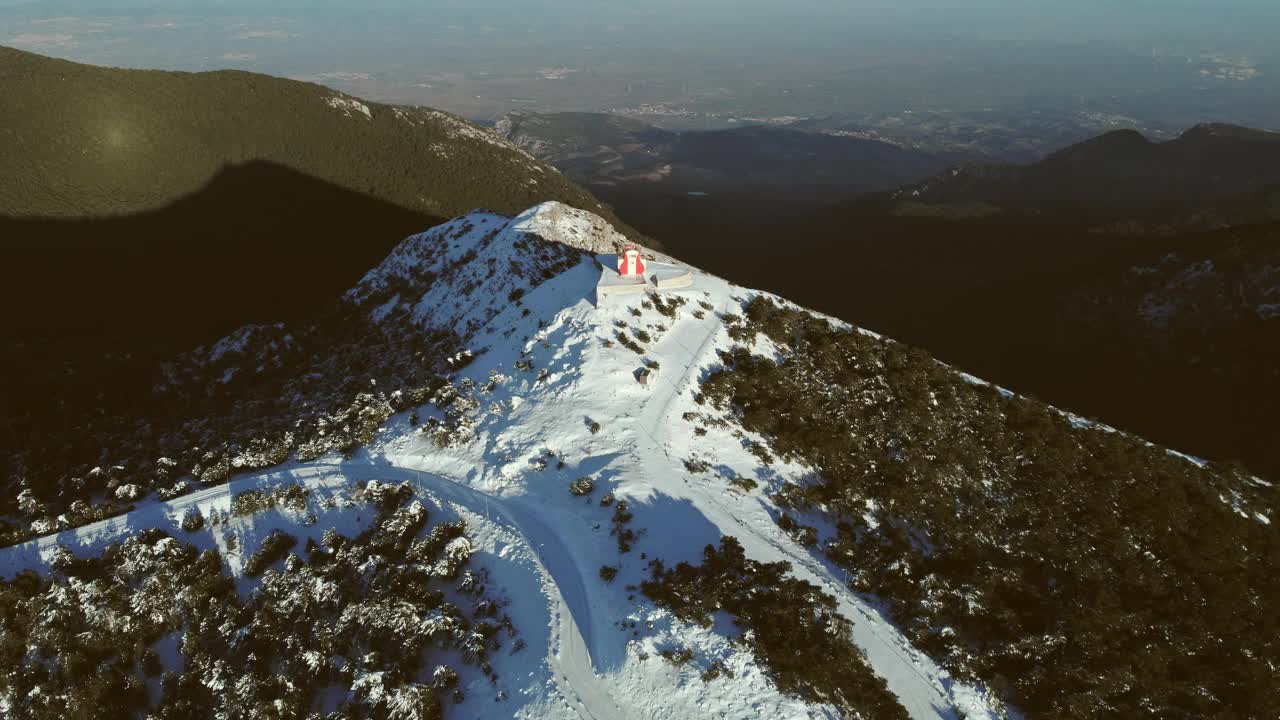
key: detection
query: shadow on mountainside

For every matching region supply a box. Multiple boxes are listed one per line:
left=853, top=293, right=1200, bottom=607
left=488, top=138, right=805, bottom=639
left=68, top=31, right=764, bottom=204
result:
left=0, top=160, right=443, bottom=350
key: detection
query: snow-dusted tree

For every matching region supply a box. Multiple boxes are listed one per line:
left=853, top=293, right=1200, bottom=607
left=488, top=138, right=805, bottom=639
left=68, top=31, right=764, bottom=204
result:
left=1, top=484, right=509, bottom=717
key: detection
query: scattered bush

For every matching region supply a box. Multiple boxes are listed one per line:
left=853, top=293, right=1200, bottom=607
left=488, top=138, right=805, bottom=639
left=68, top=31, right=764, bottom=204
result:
left=244, top=529, right=297, bottom=577
left=615, top=331, right=644, bottom=354
left=234, top=486, right=273, bottom=515
left=599, top=565, right=619, bottom=583
left=643, top=537, right=907, bottom=718
left=660, top=647, right=694, bottom=666
left=701, top=660, right=731, bottom=682
left=777, top=514, right=817, bottom=546
left=611, top=500, right=636, bottom=553
left=231, top=484, right=309, bottom=517
left=180, top=509, right=205, bottom=532
left=569, top=477, right=595, bottom=497
left=748, top=441, right=773, bottom=466
left=684, top=458, right=711, bottom=474
left=648, top=292, right=688, bottom=318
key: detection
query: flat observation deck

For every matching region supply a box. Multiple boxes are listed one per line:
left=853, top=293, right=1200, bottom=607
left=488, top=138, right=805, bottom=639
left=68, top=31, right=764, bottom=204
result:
left=596, top=256, right=693, bottom=300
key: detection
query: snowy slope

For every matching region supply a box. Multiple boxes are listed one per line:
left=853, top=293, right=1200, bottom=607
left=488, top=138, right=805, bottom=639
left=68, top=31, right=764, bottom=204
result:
left=1, top=203, right=1004, bottom=719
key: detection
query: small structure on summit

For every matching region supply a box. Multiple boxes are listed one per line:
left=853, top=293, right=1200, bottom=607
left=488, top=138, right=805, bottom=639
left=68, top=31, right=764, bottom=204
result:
left=595, top=245, right=692, bottom=302
left=617, top=244, right=646, bottom=277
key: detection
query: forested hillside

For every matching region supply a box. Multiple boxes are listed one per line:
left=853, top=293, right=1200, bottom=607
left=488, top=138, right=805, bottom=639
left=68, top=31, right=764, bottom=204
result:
left=699, top=296, right=1277, bottom=718
left=0, top=46, right=619, bottom=221
left=0, top=46, right=645, bottom=346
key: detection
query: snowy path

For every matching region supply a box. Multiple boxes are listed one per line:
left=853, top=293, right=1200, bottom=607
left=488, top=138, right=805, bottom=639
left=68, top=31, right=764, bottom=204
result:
left=615, top=280, right=967, bottom=719
left=381, top=464, right=634, bottom=720
left=0, top=469, right=333, bottom=570
left=0, top=461, right=630, bottom=720
left=502, top=498, right=633, bottom=720
left=634, top=285, right=730, bottom=453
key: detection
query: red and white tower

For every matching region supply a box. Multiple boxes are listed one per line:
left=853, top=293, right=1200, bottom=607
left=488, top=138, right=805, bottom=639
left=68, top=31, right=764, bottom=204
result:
left=617, top=245, right=646, bottom=276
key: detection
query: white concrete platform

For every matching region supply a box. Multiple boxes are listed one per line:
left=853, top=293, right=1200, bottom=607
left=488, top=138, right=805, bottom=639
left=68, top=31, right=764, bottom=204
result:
left=654, top=269, right=693, bottom=289
left=596, top=271, right=648, bottom=298
left=595, top=256, right=695, bottom=302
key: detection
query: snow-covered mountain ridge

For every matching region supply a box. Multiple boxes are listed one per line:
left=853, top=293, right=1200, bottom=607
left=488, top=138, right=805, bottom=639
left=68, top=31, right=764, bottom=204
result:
left=2, top=203, right=1275, bottom=720
left=348, top=203, right=675, bottom=340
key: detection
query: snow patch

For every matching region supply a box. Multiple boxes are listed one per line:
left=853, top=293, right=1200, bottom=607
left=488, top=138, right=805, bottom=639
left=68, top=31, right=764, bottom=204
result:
left=1166, top=449, right=1210, bottom=469
left=326, top=95, right=372, bottom=119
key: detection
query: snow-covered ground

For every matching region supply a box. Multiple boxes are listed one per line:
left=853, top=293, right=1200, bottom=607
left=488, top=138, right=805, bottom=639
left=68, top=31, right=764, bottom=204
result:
left=1, top=203, right=1006, bottom=719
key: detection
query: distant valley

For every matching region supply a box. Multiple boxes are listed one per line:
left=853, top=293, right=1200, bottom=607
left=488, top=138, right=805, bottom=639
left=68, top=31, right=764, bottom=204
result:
left=495, top=110, right=963, bottom=211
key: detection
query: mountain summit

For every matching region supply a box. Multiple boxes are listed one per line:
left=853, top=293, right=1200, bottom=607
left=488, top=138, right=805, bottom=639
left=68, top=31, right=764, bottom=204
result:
left=1, top=203, right=1275, bottom=719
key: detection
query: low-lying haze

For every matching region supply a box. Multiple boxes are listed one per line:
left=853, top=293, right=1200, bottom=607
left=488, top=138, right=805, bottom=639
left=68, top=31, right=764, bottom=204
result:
left=3, top=1, right=1277, bottom=136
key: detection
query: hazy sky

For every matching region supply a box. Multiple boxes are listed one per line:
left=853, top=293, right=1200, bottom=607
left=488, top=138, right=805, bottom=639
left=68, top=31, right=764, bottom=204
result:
left=6, top=1, right=1279, bottom=44
left=3, top=1, right=1276, bottom=129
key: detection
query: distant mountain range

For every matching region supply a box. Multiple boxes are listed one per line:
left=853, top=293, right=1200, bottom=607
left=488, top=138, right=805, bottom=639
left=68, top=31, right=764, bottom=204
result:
left=890, top=123, right=1280, bottom=221
left=499, top=112, right=1280, bottom=230
left=495, top=110, right=960, bottom=209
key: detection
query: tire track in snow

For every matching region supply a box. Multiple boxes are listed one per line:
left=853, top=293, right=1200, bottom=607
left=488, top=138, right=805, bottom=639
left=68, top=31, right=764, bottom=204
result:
left=370, top=464, right=635, bottom=720
left=501, top=496, right=633, bottom=720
